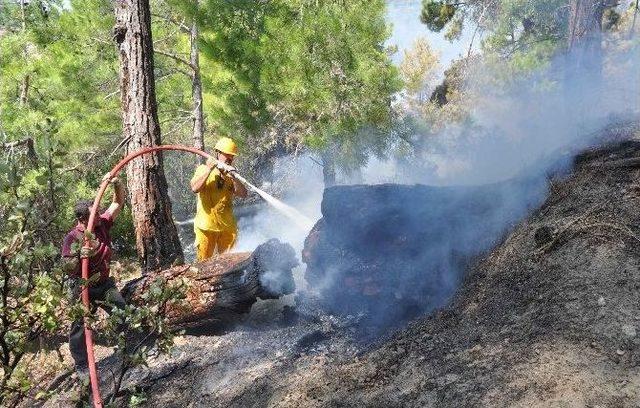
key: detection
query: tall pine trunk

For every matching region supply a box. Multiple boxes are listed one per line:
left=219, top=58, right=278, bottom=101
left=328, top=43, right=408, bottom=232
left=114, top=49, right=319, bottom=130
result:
left=190, top=8, right=205, bottom=163
left=114, top=0, right=184, bottom=272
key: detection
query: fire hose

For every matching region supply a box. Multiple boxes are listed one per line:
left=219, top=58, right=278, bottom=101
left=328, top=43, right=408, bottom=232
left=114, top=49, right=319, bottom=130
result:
left=81, top=145, right=213, bottom=407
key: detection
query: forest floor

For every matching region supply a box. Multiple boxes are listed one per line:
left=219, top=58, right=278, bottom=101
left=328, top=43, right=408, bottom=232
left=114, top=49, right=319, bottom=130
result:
left=37, top=125, right=640, bottom=408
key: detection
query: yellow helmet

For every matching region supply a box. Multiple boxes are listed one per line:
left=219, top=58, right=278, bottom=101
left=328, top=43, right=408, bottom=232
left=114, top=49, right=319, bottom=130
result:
left=214, top=137, right=238, bottom=156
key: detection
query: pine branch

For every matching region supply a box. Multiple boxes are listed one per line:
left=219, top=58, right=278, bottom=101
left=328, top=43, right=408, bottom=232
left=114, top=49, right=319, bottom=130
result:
left=155, top=49, right=196, bottom=71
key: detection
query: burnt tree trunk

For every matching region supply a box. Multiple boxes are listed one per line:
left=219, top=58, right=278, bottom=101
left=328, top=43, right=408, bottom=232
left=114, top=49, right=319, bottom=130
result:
left=190, top=1, right=205, bottom=164
left=121, top=239, right=297, bottom=328
left=114, top=0, right=184, bottom=272
left=303, top=181, right=547, bottom=323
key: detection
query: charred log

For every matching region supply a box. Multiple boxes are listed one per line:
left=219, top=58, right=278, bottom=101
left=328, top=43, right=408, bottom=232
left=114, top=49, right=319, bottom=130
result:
left=122, top=239, right=297, bottom=328
left=303, top=181, right=546, bottom=324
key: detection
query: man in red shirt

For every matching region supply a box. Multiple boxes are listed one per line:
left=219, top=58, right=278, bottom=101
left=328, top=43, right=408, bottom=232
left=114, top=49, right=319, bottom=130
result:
left=61, top=173, right=126, bottom=376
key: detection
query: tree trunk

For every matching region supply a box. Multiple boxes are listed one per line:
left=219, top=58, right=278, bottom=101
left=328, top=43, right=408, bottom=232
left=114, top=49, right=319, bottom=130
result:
left=114, top=0, right=184, bottom=272
left=190, top=9, right=205, bottom=164
left=121, top=239, right=297, bottom=328
left=568, top=0, right=605, bottom=50
left=631, top=0, right=639, bottom=37
left=20, top=0, right=26, bottom=31
left=19, top=75, right=29, bottom=107
left=567, top=0, right=606, bottom=82
left=1, top=138, right=37, bottom=165
left=302, top=182, right=543, bottom=320
left=321, top=152, right=336, bottom=188
left=19, top=0, right=28, bottom=108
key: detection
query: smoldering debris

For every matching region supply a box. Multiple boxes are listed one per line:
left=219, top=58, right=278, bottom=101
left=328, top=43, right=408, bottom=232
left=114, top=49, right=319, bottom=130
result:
left=297, top=39, right=639, bottom=334
left=302, top=177, right=549, bottom=330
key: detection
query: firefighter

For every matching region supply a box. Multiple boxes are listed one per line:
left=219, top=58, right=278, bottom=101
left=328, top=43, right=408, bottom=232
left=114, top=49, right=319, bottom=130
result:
left=61, top=173, right=126, bottom=378
left=190, top=137, right=248, bottom=261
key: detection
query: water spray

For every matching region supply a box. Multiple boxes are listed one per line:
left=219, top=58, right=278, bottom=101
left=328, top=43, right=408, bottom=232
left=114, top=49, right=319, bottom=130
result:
left=227, top=170, right=314, bottom=231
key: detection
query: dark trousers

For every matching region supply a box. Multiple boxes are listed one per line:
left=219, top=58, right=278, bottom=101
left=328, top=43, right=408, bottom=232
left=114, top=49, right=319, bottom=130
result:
left=68, top=277, right=126, bottom=369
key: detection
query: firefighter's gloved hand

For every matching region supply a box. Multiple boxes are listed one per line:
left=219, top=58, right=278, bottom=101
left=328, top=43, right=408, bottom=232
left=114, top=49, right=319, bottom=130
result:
left=216, top=161, right=236, bottom=174
left=101, top=172, right=120, bottom=185
left=80, top=240, right=99, bottom=259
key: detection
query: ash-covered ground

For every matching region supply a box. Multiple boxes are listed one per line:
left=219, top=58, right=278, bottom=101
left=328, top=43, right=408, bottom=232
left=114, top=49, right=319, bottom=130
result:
left=43, top=129, right=640, bottom=408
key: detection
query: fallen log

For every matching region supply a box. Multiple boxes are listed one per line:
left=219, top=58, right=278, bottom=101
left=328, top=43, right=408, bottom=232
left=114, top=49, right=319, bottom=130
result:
left=121, top=239, right=297, bottom=328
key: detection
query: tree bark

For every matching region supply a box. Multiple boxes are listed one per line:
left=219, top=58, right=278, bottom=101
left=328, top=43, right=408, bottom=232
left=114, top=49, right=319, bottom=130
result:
left=567, top=0, right=606, bottom=81
left=121, top=239, right=297, bottom=328
left=20, top=0, right=26, bottom=31
left=114, top=0, right=184, bottom=272
left=302, top=182, right=543, bottom=319
left=631, top=0, right=639, bottom=37
left=190, top=1, right=205, bottom=164
left=19, top=0, right=29, bottom=108
left=568, top=0, right=605, bottom=50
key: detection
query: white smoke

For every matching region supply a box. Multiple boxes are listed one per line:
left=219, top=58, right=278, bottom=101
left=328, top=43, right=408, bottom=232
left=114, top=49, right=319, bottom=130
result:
left=199, top=21, right=640, bottom=333
left=358, top=45, right=639, bottom=187
left=233, top=155, right=324, bottom=291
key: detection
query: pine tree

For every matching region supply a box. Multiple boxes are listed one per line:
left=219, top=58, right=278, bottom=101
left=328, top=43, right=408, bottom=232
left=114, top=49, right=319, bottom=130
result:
left=114, top=0, right=184, bottom=271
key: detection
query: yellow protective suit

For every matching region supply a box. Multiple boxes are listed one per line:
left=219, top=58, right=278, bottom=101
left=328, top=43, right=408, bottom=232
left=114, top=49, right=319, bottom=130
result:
left=191, top=165, right=238, bottom=261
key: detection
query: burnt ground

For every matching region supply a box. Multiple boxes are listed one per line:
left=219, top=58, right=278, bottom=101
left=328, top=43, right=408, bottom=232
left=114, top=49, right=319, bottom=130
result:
left=42, top=129, right=640, bottom=407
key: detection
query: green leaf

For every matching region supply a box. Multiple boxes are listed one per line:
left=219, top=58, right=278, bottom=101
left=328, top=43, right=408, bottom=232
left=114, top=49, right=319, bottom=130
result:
left=35, top=175, right=48, bottom=185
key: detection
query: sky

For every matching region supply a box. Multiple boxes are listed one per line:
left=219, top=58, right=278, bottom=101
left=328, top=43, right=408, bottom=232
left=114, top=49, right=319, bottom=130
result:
left=385, top=0, right=478, bottom=71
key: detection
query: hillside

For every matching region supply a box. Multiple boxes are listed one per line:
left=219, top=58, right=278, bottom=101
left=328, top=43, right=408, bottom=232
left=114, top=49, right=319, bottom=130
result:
left=44, top=128, right=640, bottom=407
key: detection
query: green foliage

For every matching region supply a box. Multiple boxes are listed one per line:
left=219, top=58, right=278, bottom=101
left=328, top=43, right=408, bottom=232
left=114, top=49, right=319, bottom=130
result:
left=399, top=38, right=440, bottom=103
left=190, top=0, right=274, bottom=141
left=110, top=205, right=137, bottom=257
left=444, top=14, right=464, bottom=42
left=187, top=0, right=400, bottom=178
left=149, top=0, right=199, bottom=145
left=128, top=390, right=149, bottom=407
left=0, top=3, right=140, bottom=401
left=418, top=0, right=568, bottom=76
left=420, top=0, right=457, bottom=32
left=261, top=0, right=400, bottom=135
left=98, top=277, right=188, bottom=404
left=414, top=59, right=473, bottom=146
left=482, top=0, right=566, bottom=63
left=0, top=139, right=69, bottom=403
left=0, top=0, right=121, bottom=161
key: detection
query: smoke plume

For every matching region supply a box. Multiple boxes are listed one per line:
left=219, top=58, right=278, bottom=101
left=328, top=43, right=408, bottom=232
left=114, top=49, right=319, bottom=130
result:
left=243, top=36, right=639, bottom=332
left=177, top=24, right=639, bottom=338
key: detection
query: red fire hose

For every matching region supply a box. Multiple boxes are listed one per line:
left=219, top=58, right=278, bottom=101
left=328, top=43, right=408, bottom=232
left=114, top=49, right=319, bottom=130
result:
left=81, top=145, right=211, bottom=407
